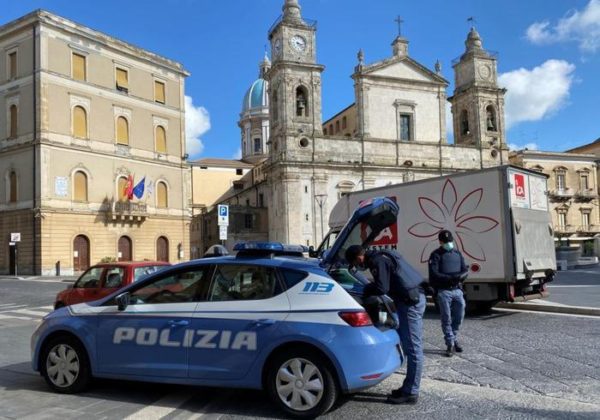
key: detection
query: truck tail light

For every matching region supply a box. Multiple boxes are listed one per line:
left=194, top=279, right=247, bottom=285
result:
left=339, top=311, right=373, bottom=327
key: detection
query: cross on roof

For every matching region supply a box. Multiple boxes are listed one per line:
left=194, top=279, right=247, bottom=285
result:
left=394, top=16, right=404, bottom=36
left=467, top=16, right=477, bottom=27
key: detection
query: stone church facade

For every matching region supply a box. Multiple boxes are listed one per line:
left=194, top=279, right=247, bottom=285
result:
left=195, top=0, right=509, bottom=251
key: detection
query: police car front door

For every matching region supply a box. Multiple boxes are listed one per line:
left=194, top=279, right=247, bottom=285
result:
left=96, top=266, right=210, bottom=378
left=188, top=264, right=290, bottom=380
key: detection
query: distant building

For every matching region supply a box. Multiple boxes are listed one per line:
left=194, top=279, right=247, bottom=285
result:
left=0, top=10, right=190, bottom=275
left=510, top=150, right=599, bottom=254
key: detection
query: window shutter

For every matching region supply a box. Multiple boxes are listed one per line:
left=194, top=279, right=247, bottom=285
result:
left=116, top=68, right=128, bottom=89
left=156, top=126, right=167, bottom=153
left=74, top=172, right=88, bottom=201
left=73, top=106, right=87, bottom=138
left=155, top=81, right=165, bottom=103
left=9, top=172, right=17, bottom=203
left=118, top=177, right=127, bottom=201
left=9, top=105, right=17, bottom=138
left=157, top=182, right=168, bottom=208
left=116, top=117, right=129, bottom=144
left=72, top=53, right=86, bottom=81
left=9, top=52, right=17, bottom=79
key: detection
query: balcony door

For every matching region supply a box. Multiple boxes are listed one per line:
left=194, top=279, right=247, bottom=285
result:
left=118, top=236, right=132, bottom=262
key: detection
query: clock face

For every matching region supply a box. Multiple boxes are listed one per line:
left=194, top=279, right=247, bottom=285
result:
left=478, top=64, right=491, bottom=80
left=273, top=39, right=282, bottom=57
left=290, top=35, right=307, bottom=52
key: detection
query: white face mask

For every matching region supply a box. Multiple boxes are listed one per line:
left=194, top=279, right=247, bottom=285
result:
left=442, top=242, right=454, bottom=251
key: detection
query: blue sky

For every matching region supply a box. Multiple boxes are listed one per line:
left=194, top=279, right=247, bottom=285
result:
left=4, top=0, right=599, bottom=158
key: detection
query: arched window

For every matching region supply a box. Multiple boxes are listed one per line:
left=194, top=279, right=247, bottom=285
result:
left=73, top=106, right=88, bottom=138
left=155, top=125, right=167, bottom=153
left=156, top=181, right=168, bottom=208
left=9, top=171, right=17, bottom=203
left=253, top=138, right=261, bottom=154
left=157, top=236, right=169, bottom=262
left=335, top=120, right=340, bottom=133
left=486, top=105, right=497, bottom=131
left=272, top=89, right=278, bottom=121
left=342, top=116, right=347, bottom=129
left=295, top=86, right=308, bottom=117
left=9, top=105, right=17, bottom=138
left=117, top=176, right=128, bottom=201
left=73, top=171, right=88, bottom=202
left=116, top=116, right=129, bottom=145
left=460, top=110, right=469, bottom=135
left=118, top=236, right=132, bottom=262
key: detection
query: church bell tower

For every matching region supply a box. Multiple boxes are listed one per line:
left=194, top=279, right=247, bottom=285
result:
left=266, top=0, right=325, bottom=160
left=449, top=27, right=506, bottom=151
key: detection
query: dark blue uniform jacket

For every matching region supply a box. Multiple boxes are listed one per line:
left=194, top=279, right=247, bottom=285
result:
left=363, top=250, right=424, bottom=302
left=428, top=248, right=469, bottom=290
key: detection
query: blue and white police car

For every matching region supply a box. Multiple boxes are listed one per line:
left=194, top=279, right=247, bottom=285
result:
left=31, top=198, right=401, bottom=418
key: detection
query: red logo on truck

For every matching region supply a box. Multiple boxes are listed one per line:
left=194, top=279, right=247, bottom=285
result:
left=360, top=197, right=398, bottom=249
left=514, top=174, right=526, bottom=198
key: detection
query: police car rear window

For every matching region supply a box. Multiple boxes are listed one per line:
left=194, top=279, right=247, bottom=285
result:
left=280, top=269, right=308, bottom=290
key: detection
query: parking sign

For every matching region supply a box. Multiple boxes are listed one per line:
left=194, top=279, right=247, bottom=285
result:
left=218, top=205, right=229, bottom=226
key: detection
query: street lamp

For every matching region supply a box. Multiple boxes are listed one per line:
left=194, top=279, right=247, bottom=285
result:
left=314, top=194, right=328, bottom=242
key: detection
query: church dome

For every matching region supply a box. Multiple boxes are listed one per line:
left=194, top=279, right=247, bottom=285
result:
left=241, top=78, right=269, bottom=113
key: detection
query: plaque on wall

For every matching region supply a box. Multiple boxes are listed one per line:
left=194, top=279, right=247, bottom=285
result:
left=55, top=177, right=68, bottom=197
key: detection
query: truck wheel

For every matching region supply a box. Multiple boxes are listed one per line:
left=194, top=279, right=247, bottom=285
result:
left=266, top=348, right=338, bottom=418
left=41, top=335, right=91, bottom=394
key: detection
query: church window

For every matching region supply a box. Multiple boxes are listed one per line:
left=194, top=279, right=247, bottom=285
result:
left=400, top=114, right=412, bottom=141
left=460, top=110, right=469, bottom=135
left=335, top=121, right=340, bottom=133
left=253, top=138, right=261, bottom=153
left=486, top=105, right=497, bottom=131
left=295, top=86, right=309, bottom=117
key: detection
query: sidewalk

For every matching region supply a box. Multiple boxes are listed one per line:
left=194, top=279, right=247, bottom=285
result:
left=0, top=275, right=77, bottom=283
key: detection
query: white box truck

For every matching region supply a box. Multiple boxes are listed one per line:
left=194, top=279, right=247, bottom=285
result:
left=313, top=165, right=557, bottom=310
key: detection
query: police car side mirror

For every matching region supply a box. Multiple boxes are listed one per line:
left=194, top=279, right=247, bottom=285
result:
left=308, top=246, right=317, bottom=258
left=116, top=292, right=130, bottom=311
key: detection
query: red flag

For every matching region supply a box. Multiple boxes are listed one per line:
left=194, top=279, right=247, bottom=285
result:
left=124, top=174, right=134, bottom=200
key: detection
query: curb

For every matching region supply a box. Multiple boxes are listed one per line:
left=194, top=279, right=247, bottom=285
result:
left=497, top=302, right=600, bottom=317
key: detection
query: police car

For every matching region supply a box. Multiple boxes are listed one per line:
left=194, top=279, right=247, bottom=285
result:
left=31, top=198, right=401, bottom=418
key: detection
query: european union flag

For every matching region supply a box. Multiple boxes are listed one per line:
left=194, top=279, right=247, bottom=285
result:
left=133, top=177, right=145, bottom=199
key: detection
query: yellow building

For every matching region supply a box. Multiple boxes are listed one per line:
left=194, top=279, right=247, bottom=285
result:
left=0, top=11, right=190, bottom=275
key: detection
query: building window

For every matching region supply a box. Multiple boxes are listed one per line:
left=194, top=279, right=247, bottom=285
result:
left=116, top=116, right=129, bottom=145
left=329, top=124, right=333, bottom=134
left=460, top=110, right=469, bottom=135
left=8, top=51, right=17, bottom=79
left=73, top=171, right=88, bottom=202
left=72, top=53, right=86, bottom=81
left=304, top=186, right=308, bottom=193
left=323, top=127, right=327, bottom=135
left=400, top=114, right=412, bottom=141
left=254, top=138, right=261, bottom=154
left=580, top=174, right=589, bottom=191
left=154, top=80, right=165, bottom=104
left=342, top=116, right=347, bottom=129
left=305, top=213, right=309, bottom=221
left=272, top=89, right=278, bottom=121
left=9, top=171, right=17, bottom=203
left=259, top=193, right=264, bottom=207
left=9, top=104, right=17, bottom=138
left=558, top=212, right=566, bottom=228
left=486, top=105, right=497, bottom=131
left=335, top=120, right=340, bottom=133
left=556, top=172, right=566, bottom=190
left=156, top=181, right=168, bottom=208
left=244, top=214, right=253, bottom=229
left=155, top=125, right=167, bottom=153
left=117, top=176, right=128, bottom=201
left=236, top=169, right=243, bottom=175
left=582, top=212, right=591, bottom=229
left=72, top=106, right=88, bottom=139
left=116, top=68, right=129, bottom=93
left=295, top=86, right=308, bottom=117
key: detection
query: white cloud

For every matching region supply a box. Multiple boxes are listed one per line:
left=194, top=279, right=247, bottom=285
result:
left=525, top=0, right=600, bottom=53
left=507, top=142, right=539, bottom=151
left=185, top=95, right=210, bottom=158
left=498, top=59, right=575, bottom=128
left=232, top=147, right=242, bottom=159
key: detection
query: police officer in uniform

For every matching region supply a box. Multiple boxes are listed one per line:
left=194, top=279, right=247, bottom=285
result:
left=345, top=245, right=426, bottom=405
left=428, top=230, right=469, bottom=357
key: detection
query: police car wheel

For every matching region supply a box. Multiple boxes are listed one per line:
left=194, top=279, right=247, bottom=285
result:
left=41, top=336, right=91, bottom=394
left=267, top=350, right=337, bottom=418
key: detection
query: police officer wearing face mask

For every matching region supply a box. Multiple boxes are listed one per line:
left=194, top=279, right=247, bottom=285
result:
left=345, top=245, right=427, bottom=405
left=428, top=230, right=469, bottom=357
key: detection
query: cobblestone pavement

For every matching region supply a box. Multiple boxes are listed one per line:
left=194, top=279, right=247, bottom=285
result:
left=1, top=278, right=599, bottom=419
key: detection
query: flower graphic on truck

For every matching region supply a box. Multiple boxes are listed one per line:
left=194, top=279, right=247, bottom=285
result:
left=407, top=179, right=499, bottom=263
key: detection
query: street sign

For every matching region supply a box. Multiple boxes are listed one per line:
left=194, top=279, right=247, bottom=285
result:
left=219, top=225, right=228, bottom=241
left=10, top=233, right=21, bottom=242
left=218, top=204, right=229, bottom=226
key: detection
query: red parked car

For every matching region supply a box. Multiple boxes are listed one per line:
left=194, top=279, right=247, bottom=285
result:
left=54, top=262, right=170, bottom=309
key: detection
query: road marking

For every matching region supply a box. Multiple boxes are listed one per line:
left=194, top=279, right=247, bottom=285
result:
left=0, top=303, right=25, bottom=308
left=548, top=285, right=600, bottom=288
left=0, top=313, right=35, bottom=320
left=496, top=307, right=600, bottom=319
left=12, top=309, right=51, bottom=317
left=123, top=392, right=193, bottom=420
left=0, top=305, right=27, bottom=313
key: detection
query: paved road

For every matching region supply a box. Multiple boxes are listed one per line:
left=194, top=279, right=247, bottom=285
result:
left=0, top=278, right=599, bottom=419
left=546, top=266, right=600, bottom=308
